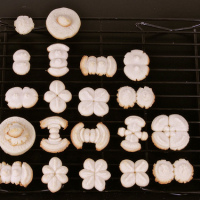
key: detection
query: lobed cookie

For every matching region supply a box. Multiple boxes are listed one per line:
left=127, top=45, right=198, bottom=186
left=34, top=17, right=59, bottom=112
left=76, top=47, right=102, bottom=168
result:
left=80, top=55, right=117, bottom=77
left=151, top=114, right=190, bottom=150
left=13, top=49, right=31, bottom=75
left=71, top=122, right=110, bottom=151
left=42, top=157, right=68, bottom=193
left=79, top=158, right=111, bottom=191
left=78, top=87, right=110, bottom=117
left=40, top=116, right=70, bottom=153
left=117, top=116, right=148, bottom=152
left=123, top=49, right=150, bottom=81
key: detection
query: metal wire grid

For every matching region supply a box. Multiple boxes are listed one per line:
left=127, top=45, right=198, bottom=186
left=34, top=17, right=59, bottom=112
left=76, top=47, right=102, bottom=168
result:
left=0, top=18, right=200, bottom=195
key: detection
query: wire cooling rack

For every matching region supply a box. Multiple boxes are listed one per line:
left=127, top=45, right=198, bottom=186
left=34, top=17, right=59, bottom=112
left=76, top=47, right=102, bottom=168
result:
left=0, top=17, right=200, bottom=195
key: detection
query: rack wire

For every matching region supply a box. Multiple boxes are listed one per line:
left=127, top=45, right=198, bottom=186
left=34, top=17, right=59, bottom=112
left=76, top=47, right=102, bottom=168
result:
left=0, top=17, right=200, bottom=195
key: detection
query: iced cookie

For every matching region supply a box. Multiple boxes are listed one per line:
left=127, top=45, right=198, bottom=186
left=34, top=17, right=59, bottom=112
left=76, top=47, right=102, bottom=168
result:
left=0, top=117, right=36, bottom=156
left=118, top=116, right=148, bottom=152
left=46, top=7, right=81, bottom=39
left=153, top=160, right=174, bottom=184
left=5, top=87, right=38, bottom=109
left=40, top=116, right=70, bottom=153
left=79, top=158, right=111, bottom=191
left=0, top=161, right=33, bottom=187
left=173, top=159, right=193, bottom=183
left=71, top=122, right=110, bottom=151
left=44, top=80, right=72, bottom=113
left=80, top=55, right=117, bottom=77
left=123, top=49, right=150, bottom=81
left=13, top=49, right=31, bottom=75
left=47, top=43, right=70, bottom=77
left=117, top=86, right=136, bottom=109
left=120, top=159, right=149, bottom=188
left=14, top=16, right=34, bottom=35
left=42, top=157, right=68, bottom=193
left=151, top=114, right=189, bottom=150
left=136, top=86, right=155, bottom=109
left=78, top=87, right=110, bottom=117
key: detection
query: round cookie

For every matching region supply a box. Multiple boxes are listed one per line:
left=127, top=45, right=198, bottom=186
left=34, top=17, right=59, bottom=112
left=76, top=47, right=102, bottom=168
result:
left=173, top=159, right=193, bottom=183
left=46, top=7, right=81, bottom=40
left=153, top=160, right=174, bottom=184
left=117, top=86, right=136, bottom=109
left=136, top=86, right=155, bottom=109
left=14, top=16, right=34, bottom=35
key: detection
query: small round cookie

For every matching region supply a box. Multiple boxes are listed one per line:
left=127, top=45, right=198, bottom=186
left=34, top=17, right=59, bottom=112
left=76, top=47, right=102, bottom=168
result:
left=153, top=160, right=174, bottom=184
left=117, top=86, right=136, bottom=109
left=13, top=50, right=30, bottom=62
left=136, top=86, right=155, bottom=109
left=46, top=7, right=81, bottom=40
left=124, top=65, right=149, bottom=81
left=14, top=16, right=34, bottom=35
left=173, top=159, right=193, bottom=183
left=13, top=61, right=30, bottom=75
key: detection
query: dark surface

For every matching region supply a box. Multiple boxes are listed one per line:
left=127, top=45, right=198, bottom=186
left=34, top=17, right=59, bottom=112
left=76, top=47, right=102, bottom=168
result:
left=1, top=1, right=200, bottom=200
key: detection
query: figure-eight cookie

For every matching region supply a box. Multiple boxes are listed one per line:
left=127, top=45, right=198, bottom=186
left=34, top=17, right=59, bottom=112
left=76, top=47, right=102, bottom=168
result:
left=124, top=49, right=150, bottom=81
left=46, top=7, right=81, bottom=39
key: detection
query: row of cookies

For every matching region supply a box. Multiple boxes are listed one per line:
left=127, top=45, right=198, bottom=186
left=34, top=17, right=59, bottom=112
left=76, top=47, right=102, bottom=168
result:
left=0, top=114, right=190, bottom=156
left=0, top=157, right=193, bottom=193
left=12, top=45, right=150, bottom=82
left=5, top=81, right=155, bottom=114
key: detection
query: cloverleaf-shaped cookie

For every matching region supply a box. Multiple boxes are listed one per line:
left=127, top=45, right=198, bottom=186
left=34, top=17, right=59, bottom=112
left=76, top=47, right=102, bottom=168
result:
left=79, top=158, right=111, bottom=191
left=120, top=159, right=149, bottom=188
left=44, top=80, right=72, bottom=113
left=151, top=114, right=189, bottom=150
left=42, top=157, right=68, bottom=193
left=78, top=87, right=110, bottom=117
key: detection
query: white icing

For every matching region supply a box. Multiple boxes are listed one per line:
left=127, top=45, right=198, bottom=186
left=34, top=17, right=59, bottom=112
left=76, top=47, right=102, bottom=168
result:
left=79, top=158, right=111, bottom=191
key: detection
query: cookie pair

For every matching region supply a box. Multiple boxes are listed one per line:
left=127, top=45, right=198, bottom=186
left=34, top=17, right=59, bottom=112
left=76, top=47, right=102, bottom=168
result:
left=153, top=159, right=193, bottom=184
left=117, top=86, right=155, bottom=109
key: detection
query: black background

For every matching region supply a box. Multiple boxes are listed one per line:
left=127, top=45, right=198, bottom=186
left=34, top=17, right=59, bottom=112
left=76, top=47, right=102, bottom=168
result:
left=1, top=0, right=200, bottom=199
